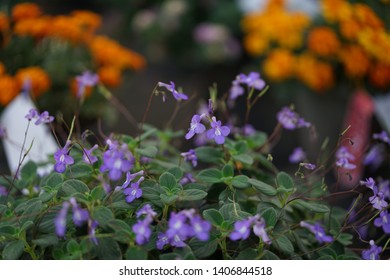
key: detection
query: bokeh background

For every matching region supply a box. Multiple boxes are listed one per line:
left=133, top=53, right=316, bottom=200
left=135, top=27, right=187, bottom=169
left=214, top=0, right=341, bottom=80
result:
left=1, top=0, right=390, bottom=174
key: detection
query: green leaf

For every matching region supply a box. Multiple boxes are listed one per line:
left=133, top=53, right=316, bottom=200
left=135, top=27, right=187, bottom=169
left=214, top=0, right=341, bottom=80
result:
left=222, top=164, right=234, bottom=177
left=107, top=219, right=132, bottom=233
left=249, top=178, right=277, bottom=196
left=90, top=186, right=105, bottom=201
left=234, top=141, right=248, bottom=154
left=66, top=240, right=80, bottom=254
left=261, top=250, right=280, bottom=260
left=142, top=185, right=164, bottom=207
left=273, top=235, right=294, bottom=255
left=179, top=189, right=207, bottom=201
left=38, top=205, right=61, bottom=233
left=337, top=233, right=353, bottom=246
left=319, top=248, right=337, bottom=259
left=65, top=163, right=93, bottom=179
left=194, top=147, right=223, bottom=164
left=219, top=203, right=241, bottom=221
left=189, top=237, right=218, bottom=259
left=92, top=206, right=114, bottom=227
left=277, top=172, right=294, bottom=190
left=160, top=194, right=178, bottom=205
left=135, top=146, right=158, bottom=158
left=60, top=179, right=89, bottom=197
left=236, top=248, right=258, bottom=260
left=197, top=169, right=222, bottom=183
left=40, top=172, right=63, bottom=189
left=2, top=240, right=25, bottom=260
left=232, top=154, right=254, bottom=165
left=20, top=200, right=43, bottom=224
left=20, top=161, right=38, bottom=181
left=293, top=200, right=330, bottom=213
left=96, top=238, right=122, bottom=260
left=125, top=247, right=148, bottom=260
left=203, top=209, right=224, bottom=227
left=20, top=221, right=34, bottom=233
left=261, top=208, right=278, bottom=227
left=159, top=172, right=178, bottom=191
left=232, top=175, right=250, bottom=189
left=32, top=234, right=59, bottom=247
left=167, top=167, right=183, bottom=180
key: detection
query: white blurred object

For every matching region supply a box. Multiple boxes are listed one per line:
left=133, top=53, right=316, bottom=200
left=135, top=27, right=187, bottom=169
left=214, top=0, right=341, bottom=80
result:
left=237, top=0, right=320, bottom=18
left=0, top=94, right=57, bottom=175
left=374, top=92, right=390, bottom=133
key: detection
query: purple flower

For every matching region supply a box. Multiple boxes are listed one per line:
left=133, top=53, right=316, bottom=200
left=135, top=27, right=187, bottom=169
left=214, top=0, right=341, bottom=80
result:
left=166, top=212, right=191, bottom=240
left=300, top=221, right=333, bottom=243
left=156, top=232, right=170, bottom=250
left=300, top=162, right=316, bottom=170
left=98, top=174, right=111, bottom=194
left=378, top=179, right=390, bottom=200
left=179, top=173, right=196, bottom=185
left=369, top=191, right=388, bottom=210
left=136, top=204, right=157, bottom=220
left=363, top=144, right=385, bottom=170
left=89, top=220, right=99, bottom=245
left=0, top=185, right=8, bottom=197
left=253, top=218, right=271, bottom=245
left=158, top=81, right=188, bottom=101
left=335, top=146, right=356, bottom=170
left=35, top=111, right=54, bottom=125
left=243, top=124, right=256, bottom=136
left=25, top=108, right=39, bottom=120
left=230, top=219, right=252, bottom=241
left=54, top=140, right=74, bottom=173
left=360, top=177, right=377, bottom=192
left=54, top=201, right=70, bottom=237
left=206, top=116, right=230, bottom=144
left=289, top=147, right=306, bottom=163
left=100, top=139, right=134, bottom=181
left=336, top=157, right=357, bottom=170
left=181, top=149, right=198, bottom=167
left=132, top=219, right=152, bottom=245
left=277, top=107, right=311, bottom=130
left=76, top=71, right=99, bottom=98
left=0, top=127, right=6, bottom=139
left=374, top=211, right=390, bottom=233
left=69, top=197, right=89, bottom=226
left=373, top=131, right=390, bottom=145
left=185, top=114, right=206, bottom=140
left=190, top=215, right=211, bottom=241
left=362, top=240, right=382, bottom=260
left=229, top=72, right=266, bottom=100
left=123, top=177, right=144, bottom=203
left=83, top=144, right=99, bottom=164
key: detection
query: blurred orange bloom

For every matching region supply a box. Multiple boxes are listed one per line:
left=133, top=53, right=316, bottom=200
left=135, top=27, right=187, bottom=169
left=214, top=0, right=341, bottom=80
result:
left=15, top=67, right=51, bottom=97
left=98, top=66, right=122, bottom=88
left=71, top=10, right=102, bottom=34
left=14, top=16, right=52, bottom=38
left=339, top=45, right=370, bottom=78
left=0, top=62, right=5, bottom=76
left=321, top=0, right=352, bottom=23
left=263, top=49, right=294, bottom=81
left=12, top=2, right=42, bottom=22
left=0, top=12, right=9, bottom=32
left=369, top=62, right=390, bottom=89
left=0, top=75, right=20, bottom=106
left=307, top=27, right=340, bottom=57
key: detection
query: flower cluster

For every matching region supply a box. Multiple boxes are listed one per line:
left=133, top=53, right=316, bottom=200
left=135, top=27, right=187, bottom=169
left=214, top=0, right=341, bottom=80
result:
left=300, top=221, right=333, bottom=244
left=335, top=146, right=356, bottom=170
left=185, top=114, right=230, bottom=145
left=229, top=215, right=271, bottom=245
left=241, top=0, right=390, bottom=92
left=157, top=209, right=211, bottom=249
left=116, top=171, right=145, bottom=203
left=229, top=72, right=266, bottom=101
left=277, top=106, right=311, bottom=130
left=132, top=204, right=157, bottom=245
left=25, top=108, right=54, bottom=125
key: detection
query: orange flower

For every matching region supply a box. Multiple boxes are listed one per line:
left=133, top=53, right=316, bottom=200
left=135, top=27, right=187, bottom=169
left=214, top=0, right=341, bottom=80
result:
left=15, top=67, right=50, bottom=97
left=295, top=54, right=334, bottom=92
left=307, top=27, right=340, bottom=57
left=98, top=66, right=121, bottom=88
left=358, top=29, right=390, bottom=65
left=353, top=4, right=384, bottom=30
left=340, top=18, right=361, bottom=40
left=321, top=0, right=352, bottom=23
left=49, top=16, right=85, bottom=43
left=243, top=33, right=269, bottom=56
left=12, top=3, right=42, bottom=21
left=14, top=16, right=52, bottom=38
left=339, top=45, right=370, bottom=78
left=0, top=12, right=9, bottom=32
left=89, top=35, right=146, bottom=70
left=263, top=49, right=294, bottom=81
left=369, top=62, right=390, bottom=89
left=71, top=10, right=101, bottom=34
left=0, top=75, right=20, bottom=106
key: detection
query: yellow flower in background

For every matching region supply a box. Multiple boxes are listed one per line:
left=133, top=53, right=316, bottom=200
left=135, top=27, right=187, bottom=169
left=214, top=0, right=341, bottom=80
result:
left=358, top=29, right=390, bottom=65
left=263, top=49, right=294, bottom=81
left=90, top=35, right=146, bottom=70
left=12, top=2, right=42, bottom=22
left=98, top=66, right=122, bottom=88
left=321, top=0, right=352, bottom=23
left=15, top=67, right=51, bottom=98
left=0, top=12, right=9, bottom=32
left=14, top=16, right=52, bottom=38
left=338, top=45, right=370, bottom=78
left=307, top=27, right=340, bottom=57
left=71, top=10, right=102, bottom=34
left=294, top=53, right=334, bottom=92
left=0, top=75, right=20, bottom=106
left=353, top=4, right=384, bottom=30
left=369, top=62, right=390, bottom=89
